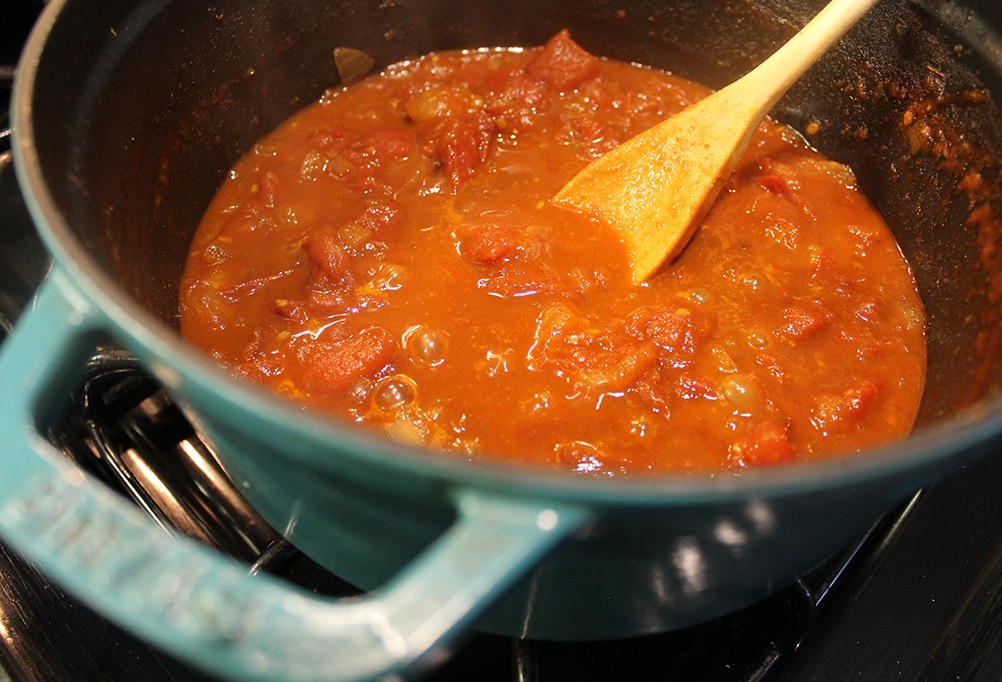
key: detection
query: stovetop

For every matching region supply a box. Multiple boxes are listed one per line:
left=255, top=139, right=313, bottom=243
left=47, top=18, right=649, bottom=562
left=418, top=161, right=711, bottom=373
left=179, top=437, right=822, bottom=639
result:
left=3, top=4, right=1002, bottom=680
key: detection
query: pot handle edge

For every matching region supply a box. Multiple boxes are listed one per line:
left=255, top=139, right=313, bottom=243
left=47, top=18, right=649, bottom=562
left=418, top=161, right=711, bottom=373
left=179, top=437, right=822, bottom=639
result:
left=0, top=270, right=589, bottom=681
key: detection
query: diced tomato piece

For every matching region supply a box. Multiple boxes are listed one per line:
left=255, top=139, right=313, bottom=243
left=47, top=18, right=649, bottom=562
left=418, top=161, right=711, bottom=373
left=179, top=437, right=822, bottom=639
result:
left=675, top=373, right=718, bottom=401
left=302, top=222, right=374, bottom=314
left=811, top=379, right=881, bottom=433
left=757, top=158, right=816, bottom=218
left=528, top=304, right=657, bottom=393
left=777, top=304, right=829, bottom=341
left=216, top=206, right=272, bottom=245
left=365, top=129, right=415, bottom=161
left=729, top=421, right=795, bottom=467
left=298, top=326, right=397, bottom=395
left=357, top=201, right=399, bottom=234
left=577, top=344, right=658, bottom=394
left=406, top=84, right=482, bottom=122
left=627, top=306, right=711, bottom=358
left=631, top=373, right=672, bottom=414
left=809, top=246, right=836, bottom=280
left=759, top=176, right=796, bottom=200
left=557, top=110, right=621, bottom=157
left=461, top=224, right=522, bottom=263
left=485, top=70, right=550, bottom=126
left=218, top=270, right=293, bottom=303
left=406, top=83, right=497, bottom=187
left=527, top=304, right=578, bottom=362
left=304, top=225, right=352, bottom=283
left=235, top=356, right=284, bottom=383
left=757, top=158, right=799, bottom=195
left=433, top=110, right=498, bottom=190
left=307, top=129, right=368, bottom=180
left=274, top=298, right=308, bottom=323
left=854, top=297, right=885, bottom=322
left=527, top=29, right=600, bottom=91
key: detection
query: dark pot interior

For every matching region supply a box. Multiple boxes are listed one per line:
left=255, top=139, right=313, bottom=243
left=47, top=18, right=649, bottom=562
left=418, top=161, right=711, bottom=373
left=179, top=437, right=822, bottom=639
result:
left=23, top=0, right=1002, bottom=436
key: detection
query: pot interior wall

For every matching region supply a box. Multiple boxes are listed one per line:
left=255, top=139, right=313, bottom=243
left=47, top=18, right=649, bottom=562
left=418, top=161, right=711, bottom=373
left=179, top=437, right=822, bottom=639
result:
left=23, top=0, right=1002, bottom=429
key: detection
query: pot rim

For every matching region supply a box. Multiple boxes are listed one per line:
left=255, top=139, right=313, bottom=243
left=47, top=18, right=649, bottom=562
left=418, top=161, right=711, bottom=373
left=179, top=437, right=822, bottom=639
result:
left=12, top=0, right=1002, bottom=508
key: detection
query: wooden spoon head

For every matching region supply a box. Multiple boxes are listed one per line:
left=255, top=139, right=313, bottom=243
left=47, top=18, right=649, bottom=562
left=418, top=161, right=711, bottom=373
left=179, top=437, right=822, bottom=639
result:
left=552, top=93, right=755, bottom=284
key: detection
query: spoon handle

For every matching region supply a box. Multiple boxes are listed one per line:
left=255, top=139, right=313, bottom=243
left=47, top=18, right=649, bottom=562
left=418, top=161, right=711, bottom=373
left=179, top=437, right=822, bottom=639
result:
left=741, top=0, right=879, bottom=118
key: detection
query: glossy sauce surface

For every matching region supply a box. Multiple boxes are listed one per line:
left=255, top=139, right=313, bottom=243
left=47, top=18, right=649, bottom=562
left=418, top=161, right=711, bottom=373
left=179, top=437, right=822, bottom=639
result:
left=180, top=31, right=926, bottom=475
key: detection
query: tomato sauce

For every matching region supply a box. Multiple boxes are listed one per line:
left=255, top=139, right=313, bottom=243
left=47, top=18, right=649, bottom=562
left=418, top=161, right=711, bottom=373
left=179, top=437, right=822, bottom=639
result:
left=179, top=30, right=926, bottom=475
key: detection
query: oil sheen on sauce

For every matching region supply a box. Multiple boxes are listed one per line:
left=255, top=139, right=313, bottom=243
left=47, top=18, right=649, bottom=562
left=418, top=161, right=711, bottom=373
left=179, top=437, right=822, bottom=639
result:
left=179, top=31, right=927, bottom=475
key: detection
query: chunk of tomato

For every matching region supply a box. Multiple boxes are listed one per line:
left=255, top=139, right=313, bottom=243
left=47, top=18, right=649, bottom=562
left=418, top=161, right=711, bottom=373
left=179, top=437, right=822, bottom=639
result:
left=298, top=326, right=397, bottom=395
left=526, top=29, right=600, bottom=91
left=729, top=421, right=795, bottom=467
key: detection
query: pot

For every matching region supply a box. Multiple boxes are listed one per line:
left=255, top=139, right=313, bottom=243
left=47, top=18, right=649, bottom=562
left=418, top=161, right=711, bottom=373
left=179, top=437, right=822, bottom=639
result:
left=3, top=0, right=1002, bottom=679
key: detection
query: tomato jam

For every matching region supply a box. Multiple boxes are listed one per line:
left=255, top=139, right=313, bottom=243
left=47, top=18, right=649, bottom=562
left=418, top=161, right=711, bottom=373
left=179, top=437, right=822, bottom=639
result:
left=180, top=31, right=926, bottom=475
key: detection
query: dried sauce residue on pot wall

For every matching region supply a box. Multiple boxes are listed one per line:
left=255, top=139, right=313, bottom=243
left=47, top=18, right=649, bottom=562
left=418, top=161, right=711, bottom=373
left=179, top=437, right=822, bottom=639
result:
left=896, top=62, right=1002, bottom=408
left=777, top=1, right=1002, bottom=418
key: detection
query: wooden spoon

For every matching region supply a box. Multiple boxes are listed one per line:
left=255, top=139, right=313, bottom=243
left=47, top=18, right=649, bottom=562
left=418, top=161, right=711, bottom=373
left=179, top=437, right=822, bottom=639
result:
left=552, top=0, right=879, bottom=284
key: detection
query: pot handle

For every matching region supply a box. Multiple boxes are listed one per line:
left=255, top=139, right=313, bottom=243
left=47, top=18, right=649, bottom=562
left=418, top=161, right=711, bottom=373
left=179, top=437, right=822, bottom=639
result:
left=0, top=269, right=589, bottom=681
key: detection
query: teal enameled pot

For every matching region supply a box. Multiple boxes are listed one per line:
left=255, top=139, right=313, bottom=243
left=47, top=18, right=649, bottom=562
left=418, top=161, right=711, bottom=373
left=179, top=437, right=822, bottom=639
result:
left=3, top=0, right=1002, bottom=679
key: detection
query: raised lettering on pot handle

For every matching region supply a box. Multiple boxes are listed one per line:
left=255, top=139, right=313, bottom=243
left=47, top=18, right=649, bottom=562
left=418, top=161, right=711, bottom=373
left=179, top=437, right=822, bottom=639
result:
left=0, top=269, right=588, bottom=681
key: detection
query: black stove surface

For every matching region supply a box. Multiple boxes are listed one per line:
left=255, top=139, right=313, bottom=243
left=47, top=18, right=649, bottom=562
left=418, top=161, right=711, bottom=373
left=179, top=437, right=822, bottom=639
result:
left=3, top=4, right=1002, bottom=680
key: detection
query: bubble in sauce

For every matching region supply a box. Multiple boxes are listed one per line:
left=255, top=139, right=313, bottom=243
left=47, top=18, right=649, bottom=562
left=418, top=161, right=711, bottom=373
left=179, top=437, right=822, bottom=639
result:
left=406, top=326, right=448, bottom=366
left=746, top=330, right=769, bottom=350
left=686, top=288, right=714, bottom=305
left=721, top=374, right=765, bottom=415
left=373, top=374, right=417, bottom=412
